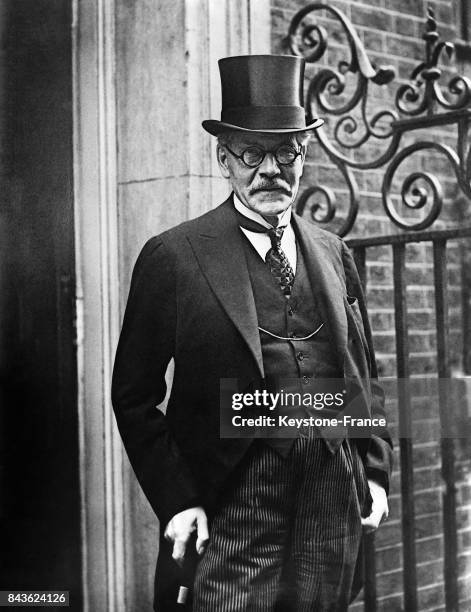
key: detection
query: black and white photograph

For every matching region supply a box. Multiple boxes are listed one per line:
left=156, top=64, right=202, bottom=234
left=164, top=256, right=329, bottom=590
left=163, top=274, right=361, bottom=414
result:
left=1, top=1, right=471, bottom=611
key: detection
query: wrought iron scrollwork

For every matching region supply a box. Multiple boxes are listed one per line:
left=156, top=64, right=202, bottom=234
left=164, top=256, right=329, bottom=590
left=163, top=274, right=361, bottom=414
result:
left=395, top=12, right=471, bottom=116
left=287, top=4, right=471, bottom=235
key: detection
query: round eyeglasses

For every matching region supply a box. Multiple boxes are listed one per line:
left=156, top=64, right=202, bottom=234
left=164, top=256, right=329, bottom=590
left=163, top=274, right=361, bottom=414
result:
left=224, top=144, right=303, bottom=168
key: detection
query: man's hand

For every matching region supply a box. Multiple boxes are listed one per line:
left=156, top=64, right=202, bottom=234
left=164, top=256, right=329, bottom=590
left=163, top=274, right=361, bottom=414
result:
left=361, top=479, right=389, bottom=534
left=164, top=506, right=209, bottom=567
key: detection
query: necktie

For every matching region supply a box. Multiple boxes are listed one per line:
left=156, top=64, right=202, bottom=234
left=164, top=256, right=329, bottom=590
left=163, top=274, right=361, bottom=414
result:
left=265, top=226, right=294, bottom=298
left=234, top=208, right=295, bottom=297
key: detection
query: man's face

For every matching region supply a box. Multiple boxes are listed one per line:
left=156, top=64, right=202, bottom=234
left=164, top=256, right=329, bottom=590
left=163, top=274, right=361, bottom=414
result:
left=217, top=131, right=306, bottom=217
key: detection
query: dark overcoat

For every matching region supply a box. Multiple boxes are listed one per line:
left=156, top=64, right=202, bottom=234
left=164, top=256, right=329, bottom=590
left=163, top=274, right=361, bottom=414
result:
left=111, top=196, right=393, bottom=610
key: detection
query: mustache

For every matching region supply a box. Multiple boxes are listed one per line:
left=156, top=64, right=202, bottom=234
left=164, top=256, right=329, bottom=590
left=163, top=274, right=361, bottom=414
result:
left=250, top=181, right=292, bottom=195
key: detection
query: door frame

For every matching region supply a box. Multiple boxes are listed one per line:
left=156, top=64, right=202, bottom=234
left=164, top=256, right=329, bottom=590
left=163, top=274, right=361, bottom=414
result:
left=72, top=0, right=124, bottom=610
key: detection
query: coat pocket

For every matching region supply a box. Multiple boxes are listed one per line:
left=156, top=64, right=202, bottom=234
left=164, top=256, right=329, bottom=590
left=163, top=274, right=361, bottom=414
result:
left=356, top=448, right=373, bottom=518
left=346, top=295, right=362, bottom=324
left=347, top=439, right=373, bottom=518
left=345, top=295, right=370, bottom=363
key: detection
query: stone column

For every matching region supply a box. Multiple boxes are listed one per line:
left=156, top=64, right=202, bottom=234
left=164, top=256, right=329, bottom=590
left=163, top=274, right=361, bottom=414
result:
left=73, top=0, right=124, bottom=609
left=117, top=0, right=271, bottom=284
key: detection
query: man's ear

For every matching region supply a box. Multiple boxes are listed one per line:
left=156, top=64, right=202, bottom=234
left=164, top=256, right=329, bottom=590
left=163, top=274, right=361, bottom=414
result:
left=216, top=143, right=231, bottom=179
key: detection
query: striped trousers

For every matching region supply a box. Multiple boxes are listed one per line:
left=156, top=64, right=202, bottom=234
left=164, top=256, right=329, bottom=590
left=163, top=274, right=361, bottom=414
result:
left=193, top=435, right=369, bottom=612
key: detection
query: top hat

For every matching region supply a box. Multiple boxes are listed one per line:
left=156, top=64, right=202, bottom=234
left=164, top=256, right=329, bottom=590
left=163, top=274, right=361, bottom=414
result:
left=202, top=55, right=324, bottom=136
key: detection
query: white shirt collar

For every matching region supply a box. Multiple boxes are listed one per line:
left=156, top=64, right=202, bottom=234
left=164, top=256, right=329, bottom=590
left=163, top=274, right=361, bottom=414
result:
left=233, top=193, right=292, bottom=229
left=232, top=193, right=297, bottom=272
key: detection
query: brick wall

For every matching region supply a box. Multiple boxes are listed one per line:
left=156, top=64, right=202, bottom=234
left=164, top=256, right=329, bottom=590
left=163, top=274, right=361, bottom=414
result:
left=271, top=1, right=471, bottom=610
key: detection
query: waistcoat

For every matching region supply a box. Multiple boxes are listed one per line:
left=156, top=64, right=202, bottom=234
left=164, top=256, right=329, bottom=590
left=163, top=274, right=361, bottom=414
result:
left=240, top=231, right=343, bottom=455
left=241, top=232, right=341, bottom=385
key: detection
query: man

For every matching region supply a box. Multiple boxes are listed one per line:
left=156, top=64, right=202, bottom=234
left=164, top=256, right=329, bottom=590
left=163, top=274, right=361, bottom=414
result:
left=112, top=55, right=393, bottom=611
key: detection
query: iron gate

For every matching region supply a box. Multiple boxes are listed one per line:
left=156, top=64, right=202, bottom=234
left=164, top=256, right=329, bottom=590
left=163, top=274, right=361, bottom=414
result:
left=286, top=4, right=471, bottom=611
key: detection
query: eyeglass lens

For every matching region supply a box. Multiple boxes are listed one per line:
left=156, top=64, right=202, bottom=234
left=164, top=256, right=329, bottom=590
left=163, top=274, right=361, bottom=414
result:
left=242, top=145, right=298, bottom=167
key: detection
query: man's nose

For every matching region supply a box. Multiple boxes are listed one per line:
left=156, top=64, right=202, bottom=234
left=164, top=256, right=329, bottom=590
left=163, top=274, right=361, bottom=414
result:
left=258, top=152, right=281, bottom=176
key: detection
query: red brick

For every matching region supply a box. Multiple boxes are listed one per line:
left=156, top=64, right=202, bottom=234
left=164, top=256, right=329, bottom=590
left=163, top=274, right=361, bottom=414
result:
left=418, top=583, right=445, bottom=609
left=386, top=0, right=423, bottom=15
left=353, top=140, right=392, bottom=165
left=406, top=242, right=429, bottom=262
left=427, top=0, right=455, bottom=27
left=459, top=529, right=471, bottom=550
left=458, top=573, right=471, bottom=601
left=405, top=264, right=434, bottom=285
left=413, top=442, right=441, bottom=468
left=457, top=507, right=471, bottom=530
left=386, top=34, right=424, bottom=60
left=414, top=465, right=442, bottom=490
left=376, top=544, right=403, bottom=573
left=376, top=518, right=402, bottom=548
left=458, top=552, right=471, bottom=574
left=386, top=422, right=399, bottom=441
left=414, top=511, right=443, bottom=539
left=410, top=394, right=440, bottom=417
left=349, top=215, right=389, bottom=239
left=416, top=535, right=444, bottom=562
left=373, top=331, right=396, bottom=354
left=368, top=262, right=393, bottom=285
left=389, top=469, right=401, bottom=492
left=375, top=592, right=404, bottom=610
left=376, top=569, right=403, bottom=598
left=360, top=170, right=385, bottom=194
left=416, top=558, right=444, bottom=587
left=414, top=489, right=442, bottom=516
left=348, top=599, right=363, bottom=612
left=406, top=288, right=435, bottom=309
left=409, top=354, right=438, bottom=374
left=409, top=331, right=437, bottom=354
left=446, top=243, right=462, bottom=265
left=351, top=6, right=392, bottom=30
left=407, top=309, right=436, bottom=330
left=415, top=420, right=441, bottom=445
left=370, top=309, right=395, bottom=332
left=273, top=0, right=350, bottom=16
left=394, top=15, right=419, bottom=38
left=458, top=484, right=471, bottom=505
left=271, top=0, right=305, bottom=14
left=386, top=493, right=402, bottom=519
left=376, top=356, right=397, bottom=377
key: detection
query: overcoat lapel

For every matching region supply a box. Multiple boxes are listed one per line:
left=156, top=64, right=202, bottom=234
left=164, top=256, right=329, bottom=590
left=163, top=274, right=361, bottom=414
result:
left=187, top=201, right=353, bottom=453
left=292, top=213, right=349, bottom=453
left=291, top=213, right=348, bottom=369
left=186, top=198, right=265, bottom=378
